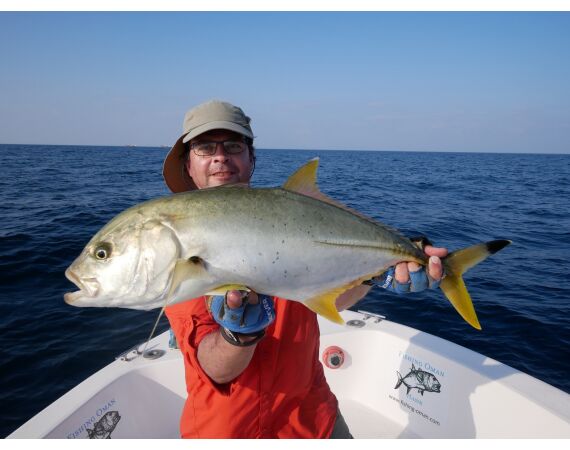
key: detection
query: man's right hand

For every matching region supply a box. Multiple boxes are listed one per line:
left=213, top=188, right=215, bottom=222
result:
left=198, top=290, right=275, bottom=384
left=207, top=290, right=275, bottom=345
left=225, top=289, right=257, bottom=309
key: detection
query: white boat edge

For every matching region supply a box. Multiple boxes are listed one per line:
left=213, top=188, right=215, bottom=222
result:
left=7, top=309, right=570, bottom=439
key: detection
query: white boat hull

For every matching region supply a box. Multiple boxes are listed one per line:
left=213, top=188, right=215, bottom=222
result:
left=8, top=310, right=570, bottom=438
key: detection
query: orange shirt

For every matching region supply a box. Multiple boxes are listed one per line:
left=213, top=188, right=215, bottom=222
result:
left=165, top=296, right=338, bottom=438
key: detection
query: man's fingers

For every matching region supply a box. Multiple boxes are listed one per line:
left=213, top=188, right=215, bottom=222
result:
left=225, top=291, right=243, bottom=309
left=428, top=256, right=443, bottom=280
left=407, top=262, right=421, bottom=273
left=225, top=290, right=259, bottom=309
left=247, top=291, right=259, bottom=304
left=395, top=263, right=410, bottom=284
left=424, top=245, right=448, bottom=258
left=424, top=246, right=446, bottom=281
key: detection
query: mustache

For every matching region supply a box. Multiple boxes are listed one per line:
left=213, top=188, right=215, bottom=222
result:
left=208, top=164, right=236, bottom=175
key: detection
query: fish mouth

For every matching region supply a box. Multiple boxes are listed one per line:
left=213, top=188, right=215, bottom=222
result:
left=64, top=268, right=100, bottom=305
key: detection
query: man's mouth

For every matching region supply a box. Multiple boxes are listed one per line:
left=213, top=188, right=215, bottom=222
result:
left=210, top=170, right=235, bottom=178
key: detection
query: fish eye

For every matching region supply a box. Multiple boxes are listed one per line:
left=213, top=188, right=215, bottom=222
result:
left=94, top=243, right=112, bottom=260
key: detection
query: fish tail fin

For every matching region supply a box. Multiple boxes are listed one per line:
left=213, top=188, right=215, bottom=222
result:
left=395, top=372, right=403, bottom=389
left=440, top=240, right=511, bottom=330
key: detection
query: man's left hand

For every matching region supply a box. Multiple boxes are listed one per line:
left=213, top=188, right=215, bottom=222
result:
left=374, top=245, right=449, bottom=293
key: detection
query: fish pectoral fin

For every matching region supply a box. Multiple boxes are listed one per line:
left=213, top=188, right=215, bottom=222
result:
left=205, top=285, right=251, bottom=296
left=167, top=256, right=208, bottom=300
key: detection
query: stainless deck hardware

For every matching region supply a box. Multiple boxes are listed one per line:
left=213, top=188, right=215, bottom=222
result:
left=357, top=310, right=386, bottom=323
left=346, top=319, right=365, bottom=328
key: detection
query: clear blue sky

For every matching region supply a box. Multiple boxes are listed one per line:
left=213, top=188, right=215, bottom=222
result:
left=0, top=12, right=569, bottom=153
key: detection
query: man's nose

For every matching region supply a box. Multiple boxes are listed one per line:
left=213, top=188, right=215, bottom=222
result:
left=212, top=143, right=229, bottom=162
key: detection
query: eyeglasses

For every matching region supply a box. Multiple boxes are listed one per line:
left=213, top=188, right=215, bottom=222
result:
left=190, top=140, right=247, bottom=156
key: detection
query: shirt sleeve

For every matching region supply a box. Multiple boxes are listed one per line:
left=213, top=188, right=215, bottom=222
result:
left=165, top=297, right=231, bottom=395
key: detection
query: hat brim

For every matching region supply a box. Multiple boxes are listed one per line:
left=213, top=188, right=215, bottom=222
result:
left=163, top=122, right=254, bottom=193
left=162, top=135, right=198, bottom=193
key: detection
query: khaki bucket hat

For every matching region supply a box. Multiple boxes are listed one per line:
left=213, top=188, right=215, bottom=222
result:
left=162, top=100, right=254, bottom=193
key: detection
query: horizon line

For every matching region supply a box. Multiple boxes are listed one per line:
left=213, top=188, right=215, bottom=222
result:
left=0, top=142, right=568, bottom=156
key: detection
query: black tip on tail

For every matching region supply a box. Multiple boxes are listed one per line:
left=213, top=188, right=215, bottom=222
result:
left=486, top=240, right=512, bottom=254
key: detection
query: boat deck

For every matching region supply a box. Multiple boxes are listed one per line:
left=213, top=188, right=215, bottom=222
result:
left=8, top=310, right=570, bottom=438
left=339, top=398, right=418, bottom=438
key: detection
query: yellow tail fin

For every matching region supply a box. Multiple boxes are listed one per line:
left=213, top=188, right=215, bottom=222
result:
left=440, top=240, right=511, bottom=330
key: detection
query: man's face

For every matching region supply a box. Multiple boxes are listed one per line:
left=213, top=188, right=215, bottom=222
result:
left=185, top=129, right=253, bottom=189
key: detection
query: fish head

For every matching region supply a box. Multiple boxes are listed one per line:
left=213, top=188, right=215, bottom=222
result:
left=64, top=210, right=181, bottom=310
left=101, top=411, right=121, bottom=428
left=425, top=373, right=441, bottom=392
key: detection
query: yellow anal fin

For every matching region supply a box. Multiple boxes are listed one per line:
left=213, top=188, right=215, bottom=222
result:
left=439, top=274, right=482, bottom=330
left=206, top=284, right=251, bottom=296
left=304, top=269, right=392, bottom=324
left=304, top=290, right=345, bottom=325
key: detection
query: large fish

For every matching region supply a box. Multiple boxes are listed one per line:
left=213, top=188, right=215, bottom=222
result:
left=64, top=159, right=510, bottom=329
left=395, top=364, right=441, bottom=396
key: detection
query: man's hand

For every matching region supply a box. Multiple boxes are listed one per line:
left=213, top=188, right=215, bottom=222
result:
left=225, top=290, right=258, bottom=308
left=373, top=244, right=449, bottom=294
left=198, top=290, right=275, bottom=384
left=394, top=245, right=448, bottom=285
left=208, top=290, right=275, bottom=342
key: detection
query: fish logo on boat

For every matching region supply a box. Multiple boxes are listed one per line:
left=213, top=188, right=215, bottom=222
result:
left=87, top=411, right=121, bottom=439
left=395, top=364, right=441, bottom=396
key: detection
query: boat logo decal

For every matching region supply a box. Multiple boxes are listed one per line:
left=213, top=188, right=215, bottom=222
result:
left=87, top=411, right=121, bottom=439
left=395, top=363, right=442, bottom=396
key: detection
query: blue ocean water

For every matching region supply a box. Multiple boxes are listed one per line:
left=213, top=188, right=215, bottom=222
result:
left=0, top=144, right=569, bottom=437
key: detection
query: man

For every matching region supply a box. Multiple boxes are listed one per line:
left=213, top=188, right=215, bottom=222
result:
left=162, top=100, right=447, bottom=438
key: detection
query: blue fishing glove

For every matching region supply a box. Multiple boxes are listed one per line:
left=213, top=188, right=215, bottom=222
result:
left=207, top=292, right=275, bottom=346
left=371, top=265, right=441, bottom=294
left=370, top=235, right=443, bottom=294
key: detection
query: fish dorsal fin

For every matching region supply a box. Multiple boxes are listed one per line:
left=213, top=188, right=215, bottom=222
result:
left=283, top=157, right=322, bottom=197
left=283, top=158, right=345, bottom=208
left=283, top=158, right=378, bottom=223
